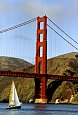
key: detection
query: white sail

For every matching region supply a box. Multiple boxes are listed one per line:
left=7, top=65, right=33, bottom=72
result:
left=9, top=81, right=21, bottom=107
left=14, top=86, right=21, bottom=106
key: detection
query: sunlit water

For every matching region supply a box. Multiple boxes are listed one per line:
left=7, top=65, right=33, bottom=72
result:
left=0, top=103, right=78, bottom=115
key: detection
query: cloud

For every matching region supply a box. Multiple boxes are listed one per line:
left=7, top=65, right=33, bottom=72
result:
left=0, top=0, right=63, bottom=19
left=68, top=1, right=78, bottom=17
left=19, top=0, right=63, bottom=18
left=0, top=0, right=78, bottom=22
left=15, top=0, right=78, bottom=22
left=22, top=0, right=78, bottom=19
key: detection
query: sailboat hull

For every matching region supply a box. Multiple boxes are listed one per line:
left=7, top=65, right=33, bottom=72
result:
left=6, top=105, right=21, bottom=109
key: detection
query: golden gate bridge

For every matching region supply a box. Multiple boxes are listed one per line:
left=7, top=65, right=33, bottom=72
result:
left=0, top=15, right=78, bottom=103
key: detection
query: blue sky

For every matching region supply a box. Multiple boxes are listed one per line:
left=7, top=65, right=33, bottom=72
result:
left=0, top=0, right=78, bottom=63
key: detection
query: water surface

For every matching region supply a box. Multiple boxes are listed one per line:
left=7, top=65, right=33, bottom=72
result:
left=0, top=103, right=78, bottom=115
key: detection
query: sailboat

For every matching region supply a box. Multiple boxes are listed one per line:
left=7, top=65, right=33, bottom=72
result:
left=6, top=81, right=22, bottom=109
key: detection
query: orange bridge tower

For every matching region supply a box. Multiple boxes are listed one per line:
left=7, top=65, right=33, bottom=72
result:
left=35, top=16, right=47, bottom=103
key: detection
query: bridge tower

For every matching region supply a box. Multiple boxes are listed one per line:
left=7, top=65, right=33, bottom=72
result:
left=35, top=16, right=47, bottom=103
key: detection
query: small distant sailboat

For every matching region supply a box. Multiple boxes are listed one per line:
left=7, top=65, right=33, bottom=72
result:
left=6, top=81, right=22, bottom=109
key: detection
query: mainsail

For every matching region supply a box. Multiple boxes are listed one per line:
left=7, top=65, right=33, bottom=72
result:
left=9, top=81, right=21, bottom=107
left=14, top=85, right=21, bottom=106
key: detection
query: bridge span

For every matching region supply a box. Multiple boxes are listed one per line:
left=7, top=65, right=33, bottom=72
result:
left=0, top=70, right=78, bottom=81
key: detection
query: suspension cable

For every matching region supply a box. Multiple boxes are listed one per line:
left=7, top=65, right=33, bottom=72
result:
left=0, top=17, right=37, bottom=33
left=48, top=17, right=78, bottom=45
left=47, top=24, right=78, bottom=51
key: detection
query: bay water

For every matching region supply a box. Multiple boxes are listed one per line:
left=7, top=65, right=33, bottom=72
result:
left=0, top=103, right=78, bottom=115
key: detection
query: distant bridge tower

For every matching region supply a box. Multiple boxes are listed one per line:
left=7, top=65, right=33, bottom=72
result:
left=35, top=16, right=47, bottom=103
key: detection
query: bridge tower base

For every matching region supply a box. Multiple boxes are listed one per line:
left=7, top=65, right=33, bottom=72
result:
left=35, top=16, right=47, bottom=103
left=35, top=99, right=47, bottom=103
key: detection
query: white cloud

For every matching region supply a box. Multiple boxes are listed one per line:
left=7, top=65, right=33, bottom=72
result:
left=0, top=1, right=63, bottom=18
left=0, top=0, right=78, bottom=22
left=19, top=0, right=63, bottom=18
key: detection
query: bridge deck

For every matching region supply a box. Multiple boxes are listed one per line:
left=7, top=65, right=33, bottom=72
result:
left=0, top=70, right=78, bottom=81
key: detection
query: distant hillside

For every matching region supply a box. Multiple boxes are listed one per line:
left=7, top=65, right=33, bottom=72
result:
left=47, top=52, right=78, bottom=75
left=0, top=52, right=78, bottom=104
left=0, top=56, right=32, bottom=70
left=55, top=52, right=78, bottom=59
left=0, top=56, right=34, bottom=103
left=47, top=52, right=78, bottom=104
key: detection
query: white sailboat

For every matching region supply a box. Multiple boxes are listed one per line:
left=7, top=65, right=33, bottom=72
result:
left=6, top=81, right=22, bottom=109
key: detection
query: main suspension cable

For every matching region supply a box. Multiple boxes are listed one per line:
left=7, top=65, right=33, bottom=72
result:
left=0, top=17, right=37, bottom=33
left=48, top=17, right=78, bottom=45
left=47, top=24, right=78, bottom=51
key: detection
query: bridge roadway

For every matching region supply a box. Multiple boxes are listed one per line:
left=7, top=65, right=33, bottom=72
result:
left=0, top=70, right=78, bottom=81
